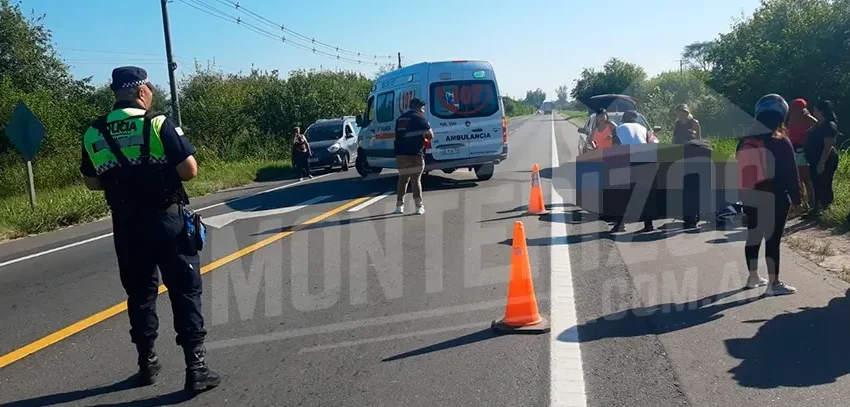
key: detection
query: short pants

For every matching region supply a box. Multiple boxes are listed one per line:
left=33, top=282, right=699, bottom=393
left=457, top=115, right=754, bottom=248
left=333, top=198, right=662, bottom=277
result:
left=794, top=146, right=807, bottom=167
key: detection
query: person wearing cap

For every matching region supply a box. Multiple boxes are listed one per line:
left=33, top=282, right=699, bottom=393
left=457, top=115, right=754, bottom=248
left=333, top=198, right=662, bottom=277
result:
left=736, top=93, right=801, bottom=296
left=79, top=66, right=221, bottom=393
left=393, top=97, right=433, bottom=215
left=672, top=104, right=702, bottom=144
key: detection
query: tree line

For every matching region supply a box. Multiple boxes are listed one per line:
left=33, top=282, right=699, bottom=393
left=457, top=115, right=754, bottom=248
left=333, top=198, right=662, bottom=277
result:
left=564, top=0, right=849, bottom=143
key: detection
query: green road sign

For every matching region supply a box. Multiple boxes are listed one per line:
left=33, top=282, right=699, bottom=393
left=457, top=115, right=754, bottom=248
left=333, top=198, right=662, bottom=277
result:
left=4, top=101, right=45, bottom=161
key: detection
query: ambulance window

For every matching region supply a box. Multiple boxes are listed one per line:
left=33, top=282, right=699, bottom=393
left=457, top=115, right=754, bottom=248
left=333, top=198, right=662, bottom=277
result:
left=364, top=96, right=375, bottom=126
left=376, top=91, right=395, bottom=123
left=430, top=80, right=500, bottom=119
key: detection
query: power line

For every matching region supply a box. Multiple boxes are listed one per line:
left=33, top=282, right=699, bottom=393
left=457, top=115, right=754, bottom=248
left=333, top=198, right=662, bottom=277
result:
left=177, top=0, right=382, bottom=66
left=214, top=0, right=394, bottom=60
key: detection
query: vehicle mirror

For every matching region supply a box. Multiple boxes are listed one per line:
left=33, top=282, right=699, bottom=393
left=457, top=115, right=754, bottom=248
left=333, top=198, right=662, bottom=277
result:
left=355, top=115, right=363, bottom=127
left=577, top=128, right=587, bottom=134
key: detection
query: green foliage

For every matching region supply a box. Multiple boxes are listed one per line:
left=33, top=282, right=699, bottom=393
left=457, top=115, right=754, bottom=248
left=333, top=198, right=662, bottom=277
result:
left=502, top=96, right=535, bottom=117
left=570, top=58, right=647, bottom=104
left=524, top=88, right=546, bottom=107
left=682, top=41, right=718, bottom=71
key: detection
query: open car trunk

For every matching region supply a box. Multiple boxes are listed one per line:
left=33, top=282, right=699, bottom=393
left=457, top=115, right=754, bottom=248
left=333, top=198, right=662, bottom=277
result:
left=583, top=94, right=638, bottom=113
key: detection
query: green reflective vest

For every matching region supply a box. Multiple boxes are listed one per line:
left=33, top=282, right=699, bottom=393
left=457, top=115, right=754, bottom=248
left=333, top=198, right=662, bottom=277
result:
left=83, top=107, right=169, bottom=174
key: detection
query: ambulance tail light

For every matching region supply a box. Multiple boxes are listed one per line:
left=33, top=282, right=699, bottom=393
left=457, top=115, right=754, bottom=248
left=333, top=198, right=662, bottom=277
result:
left=425, top=138, right=432, bottom=149
left=502, top=116, right=508, bottom=143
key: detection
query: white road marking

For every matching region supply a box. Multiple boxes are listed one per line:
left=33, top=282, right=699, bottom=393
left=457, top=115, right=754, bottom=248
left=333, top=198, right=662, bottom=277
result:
left=550, top=118, right=588, bottom=407
left=298, top=322, right=487, bottom=353
left=204, top=195, right=332, bottom=229
left=347, top=191, right=393, bottom=212
left=0, top=174, right=332, bottom=269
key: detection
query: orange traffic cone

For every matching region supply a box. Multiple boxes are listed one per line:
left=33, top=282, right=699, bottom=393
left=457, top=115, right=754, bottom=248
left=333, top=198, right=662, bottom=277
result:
left=492, top=221, right=550, bottom=334
left=527, top=163, right=549, bottom=215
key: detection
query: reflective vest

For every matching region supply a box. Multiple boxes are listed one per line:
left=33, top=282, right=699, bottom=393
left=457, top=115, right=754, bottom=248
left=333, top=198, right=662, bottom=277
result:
left=83, top=108, right=168, bottom=174
left=83, top=108, right=185, bottom=209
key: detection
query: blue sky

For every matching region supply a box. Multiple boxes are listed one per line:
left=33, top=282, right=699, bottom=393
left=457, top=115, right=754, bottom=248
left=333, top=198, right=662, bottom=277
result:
left=22, top=0, right=759, bottom=100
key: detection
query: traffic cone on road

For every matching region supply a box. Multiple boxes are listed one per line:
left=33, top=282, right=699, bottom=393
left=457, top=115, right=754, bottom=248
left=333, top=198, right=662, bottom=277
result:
left=492, top=221, right=550, bottom=334
left=527, top=163, right=549, bottom=215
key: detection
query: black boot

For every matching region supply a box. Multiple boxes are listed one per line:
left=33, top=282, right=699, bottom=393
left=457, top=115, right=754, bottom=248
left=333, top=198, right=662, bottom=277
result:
left=183, top=344, right=221, bottom=394
left=135, top=345, right=162, bottom=386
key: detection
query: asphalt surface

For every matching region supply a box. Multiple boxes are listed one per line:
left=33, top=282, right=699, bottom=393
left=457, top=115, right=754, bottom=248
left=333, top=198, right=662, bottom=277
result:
left=2, top=113, right=850, bottom=406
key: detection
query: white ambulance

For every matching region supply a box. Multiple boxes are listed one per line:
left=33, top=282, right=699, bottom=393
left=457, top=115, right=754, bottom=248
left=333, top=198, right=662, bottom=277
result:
left=354, top=60, right=508, bottom=181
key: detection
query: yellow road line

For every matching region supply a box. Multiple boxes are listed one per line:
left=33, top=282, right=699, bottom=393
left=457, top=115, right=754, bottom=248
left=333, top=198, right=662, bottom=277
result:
left=0, top=195, right=373, bottom=369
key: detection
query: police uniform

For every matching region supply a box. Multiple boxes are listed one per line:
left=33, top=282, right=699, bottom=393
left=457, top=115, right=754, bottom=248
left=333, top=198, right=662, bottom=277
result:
left=80, top=66, right=220, bottom=393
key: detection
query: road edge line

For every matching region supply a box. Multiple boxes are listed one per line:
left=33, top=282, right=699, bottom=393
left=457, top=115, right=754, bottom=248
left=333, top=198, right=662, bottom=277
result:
left=550, top=117, right=588, bottom=407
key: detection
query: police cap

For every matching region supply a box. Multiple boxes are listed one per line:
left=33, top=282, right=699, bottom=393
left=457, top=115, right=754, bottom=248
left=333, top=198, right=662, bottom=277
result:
left=110, top=66, right=150, bottom=91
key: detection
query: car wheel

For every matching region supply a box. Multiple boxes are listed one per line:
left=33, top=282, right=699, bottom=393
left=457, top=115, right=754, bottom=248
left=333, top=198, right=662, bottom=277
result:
left=474, top=163, right=495, bottom=181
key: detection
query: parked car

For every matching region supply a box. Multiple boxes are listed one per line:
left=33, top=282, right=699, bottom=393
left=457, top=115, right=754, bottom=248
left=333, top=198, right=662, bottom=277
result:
left=355, top=60, right=508, bottom=181
left=576, top=94, right=661, bottom=153
left=304, top=116, right=360, bottom=172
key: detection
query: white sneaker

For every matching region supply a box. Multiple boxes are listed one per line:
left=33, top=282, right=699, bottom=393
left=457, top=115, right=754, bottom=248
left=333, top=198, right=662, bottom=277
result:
left=415, top=206, right=425, bottom=215
left=766, top=282, right=797, bottom=296
left=393, top=205, right=404, bottom=214
left=745, top=275, right=768, bottom=289
left=299, top=177, right=305, bottom=181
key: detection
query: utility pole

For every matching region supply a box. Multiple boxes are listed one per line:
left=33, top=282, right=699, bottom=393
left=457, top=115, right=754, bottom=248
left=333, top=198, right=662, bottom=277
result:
left=160, top=0, right=182, bottom=127
left=398, top=52, right=402, bottom=69
left=679, top=59, right=684, bottom=74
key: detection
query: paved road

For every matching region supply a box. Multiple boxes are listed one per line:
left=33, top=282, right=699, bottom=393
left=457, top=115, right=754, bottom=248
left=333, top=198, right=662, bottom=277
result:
left=1, top=114, right=850, bottom=406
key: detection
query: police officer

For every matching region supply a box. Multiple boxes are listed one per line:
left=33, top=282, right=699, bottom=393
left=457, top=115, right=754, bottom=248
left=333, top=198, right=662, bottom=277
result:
left=80, top=66, right=221, bottom=393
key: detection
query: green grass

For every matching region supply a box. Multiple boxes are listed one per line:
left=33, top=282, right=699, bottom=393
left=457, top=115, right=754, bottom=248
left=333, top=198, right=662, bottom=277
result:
left=559, top=110, right=589, bottom=127
left=0, top=159, right=293, bottom=241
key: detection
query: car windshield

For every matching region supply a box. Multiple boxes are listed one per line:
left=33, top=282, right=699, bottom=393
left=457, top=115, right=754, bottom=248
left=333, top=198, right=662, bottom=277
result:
left=305, top=124, right=342, bottom=142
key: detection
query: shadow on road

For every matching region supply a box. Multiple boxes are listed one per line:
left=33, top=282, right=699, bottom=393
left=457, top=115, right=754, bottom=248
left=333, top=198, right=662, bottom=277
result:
left=248, top=174, right=510, bottom=236
left=0, top=376, right=191, bottom=407
left=254, top=165, right=295, bottom=183
left=558, top=288, right=759, bottom=344
left=725, top=288, right=850, bottom=389
left=382, top=328, right=499, bottom=362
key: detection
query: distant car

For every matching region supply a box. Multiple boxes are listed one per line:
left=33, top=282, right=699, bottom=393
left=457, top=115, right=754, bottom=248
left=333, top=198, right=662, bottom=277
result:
left=304, top=116, right=360, bottom=172
left=576, top=94, right=661, bottom=153
left=542, top=101, right=554, bottom=115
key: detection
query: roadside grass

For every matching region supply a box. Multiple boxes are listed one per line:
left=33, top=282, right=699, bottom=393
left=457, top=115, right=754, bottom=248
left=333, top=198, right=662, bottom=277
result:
left=559, top=110, right=589, bottom=127
left=0, top=158, right=293, bottom=241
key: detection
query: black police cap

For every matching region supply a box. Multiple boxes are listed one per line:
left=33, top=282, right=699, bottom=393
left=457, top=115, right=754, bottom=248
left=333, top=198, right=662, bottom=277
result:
left=110, top=66, right=149, bottom=91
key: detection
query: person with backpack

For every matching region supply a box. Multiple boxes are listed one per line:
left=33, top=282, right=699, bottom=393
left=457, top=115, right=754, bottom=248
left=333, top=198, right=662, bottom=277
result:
left=736, top=94, right=801, bottom=296
left=803, top=100, right=841, bottom=219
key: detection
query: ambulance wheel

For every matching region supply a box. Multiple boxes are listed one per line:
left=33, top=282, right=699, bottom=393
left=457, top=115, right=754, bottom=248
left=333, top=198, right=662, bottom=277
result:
left=474, top=163, right=495, bottom=181
left=355, top=154, right=370, bottom=178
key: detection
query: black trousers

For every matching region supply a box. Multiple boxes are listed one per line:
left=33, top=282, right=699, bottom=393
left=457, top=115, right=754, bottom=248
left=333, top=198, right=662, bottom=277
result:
left=294, top=154, right=310, bottom=178
left=112, top=207, right=206, bottom=349
left=743, top=193, right=789, bottom=278
left=810, top=152, right=839, bottom=209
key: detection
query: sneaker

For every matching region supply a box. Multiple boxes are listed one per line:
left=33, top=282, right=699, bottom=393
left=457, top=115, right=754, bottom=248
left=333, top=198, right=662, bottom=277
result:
left=415, top=206, right=425, bottom=215
left=610, top=223, right=626, bottom=233
left=393, top=205, right=404, bottom=215
left=308, top=175, right=314, bottom=179
left=299, top=177, right=305, bottom=181
left=745, top=275, right=769, bottom=289
left=766, top=282, right=797, bottom=296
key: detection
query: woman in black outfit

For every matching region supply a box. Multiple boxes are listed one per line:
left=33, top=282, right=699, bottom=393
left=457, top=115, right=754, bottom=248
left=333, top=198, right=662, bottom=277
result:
left=803, top=100, right=840, bottom=218
left=737, top=94, right=801, bottom=296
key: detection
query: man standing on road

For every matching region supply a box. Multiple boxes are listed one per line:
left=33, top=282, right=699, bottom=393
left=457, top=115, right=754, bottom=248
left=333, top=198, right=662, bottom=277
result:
left=394, top=97, right=434, bottom=215
left=79, top=66, right=221, bottom=394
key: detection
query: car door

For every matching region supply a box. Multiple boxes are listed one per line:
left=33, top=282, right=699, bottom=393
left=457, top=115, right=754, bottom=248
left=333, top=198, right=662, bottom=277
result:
left=343, top=121, right=357, bottom=157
